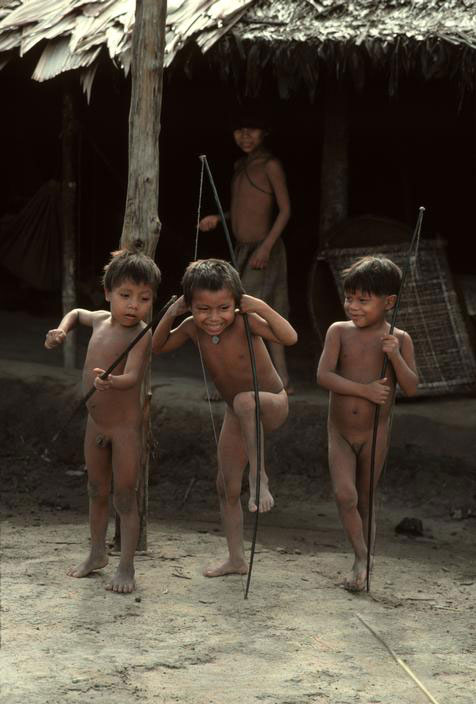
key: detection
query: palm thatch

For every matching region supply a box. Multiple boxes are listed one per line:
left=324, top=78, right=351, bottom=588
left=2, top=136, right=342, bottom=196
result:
left=0, top=0, right=254, bottom=97
left=1, top=0, right=476, bottom=97
left=221, top=0, right=476, bottom=96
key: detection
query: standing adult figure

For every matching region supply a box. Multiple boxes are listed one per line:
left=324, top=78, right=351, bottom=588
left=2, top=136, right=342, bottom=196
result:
left=199, top=112, right=294, bottom=397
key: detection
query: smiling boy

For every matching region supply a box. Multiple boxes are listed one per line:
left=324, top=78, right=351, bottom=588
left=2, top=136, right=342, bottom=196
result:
left=152, top=259, right=297, bottom=577
left=317, top=256, right=418, bottom=591
left=45, top=249, right=161, bottom=593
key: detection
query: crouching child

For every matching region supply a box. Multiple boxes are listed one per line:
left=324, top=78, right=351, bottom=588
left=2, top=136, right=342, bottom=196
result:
left=152, top=259, right=297, bottom=577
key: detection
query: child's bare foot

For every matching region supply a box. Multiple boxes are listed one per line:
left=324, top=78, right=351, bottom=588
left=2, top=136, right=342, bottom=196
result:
left=106, top=566, right=136, bottom=593
left=248, top=475, right=274, bottom=513
left=203, top=559, right=248, bottom=578
left=67, top=553, right=108, bottom=578
left=343, top=558, right=367, bottom=592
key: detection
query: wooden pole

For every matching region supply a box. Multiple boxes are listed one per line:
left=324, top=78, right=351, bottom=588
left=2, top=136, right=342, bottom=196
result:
left=61, top=83, right=78, bottom=369
left=114, top=0, right=167, bottom=552
left=318, top=80, right=350, bottom=247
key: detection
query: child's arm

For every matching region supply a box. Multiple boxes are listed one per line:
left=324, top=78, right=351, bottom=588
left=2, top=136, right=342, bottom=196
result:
left=151, top=296, right=193, bottom=355
left=199, top=213, right=231, bottom=231
left=199, top=214, right=221, bottom=231
left=44, top=309, right=97, bottom=348
left=93, top=331, right=150, bottom=392
left=382, top=331, right=419, bottom=396
left=240, top=295, right=297, bottom=346
left=249, top=159, right=291, bottom=270
left=316, top=323, right=390, bottom=405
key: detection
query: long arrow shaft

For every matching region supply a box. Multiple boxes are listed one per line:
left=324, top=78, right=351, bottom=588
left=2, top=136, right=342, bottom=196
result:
left=366, top=207, right=424, bottom=591
left=357, top=614, right=441, bottom=704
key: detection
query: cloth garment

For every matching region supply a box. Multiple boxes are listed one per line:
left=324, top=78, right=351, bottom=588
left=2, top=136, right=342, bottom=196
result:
left=235, top=238, right=290, bottom=319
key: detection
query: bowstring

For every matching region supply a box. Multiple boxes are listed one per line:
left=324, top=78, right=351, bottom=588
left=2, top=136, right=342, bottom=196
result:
left=200, top=156, right=263, bottom=599
left=194, top=158, right=205, bottom=262
left=194, top=158, right=246, bottom=595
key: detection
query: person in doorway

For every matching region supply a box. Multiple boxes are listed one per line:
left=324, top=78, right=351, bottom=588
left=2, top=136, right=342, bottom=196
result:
left=152, top=258, right=297, bottom=577
left=199, top=114, right=293, bottom=397
left=45, top=249, right=161, bottom=593
left=316, top=256, right=418, bottom=591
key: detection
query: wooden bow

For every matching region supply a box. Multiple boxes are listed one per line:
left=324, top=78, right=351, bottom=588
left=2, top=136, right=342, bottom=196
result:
left=200, top=155, right=262, bottom=599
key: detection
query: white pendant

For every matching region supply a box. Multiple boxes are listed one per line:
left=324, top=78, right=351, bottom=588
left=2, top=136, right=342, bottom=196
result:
left=211, top=335, right=220, bottom=345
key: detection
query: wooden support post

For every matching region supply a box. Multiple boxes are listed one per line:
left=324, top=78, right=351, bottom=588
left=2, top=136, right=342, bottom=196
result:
left=114, top=0, right=167, bottom=552
left=318, top=80, right=350, bottom=247
left=61, top=84, right=78, bottom=369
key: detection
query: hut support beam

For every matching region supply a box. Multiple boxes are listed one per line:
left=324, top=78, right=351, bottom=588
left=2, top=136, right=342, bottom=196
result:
left=318, top=81, right=350, bottom=246
left=114, top=0, right=167, bottom=552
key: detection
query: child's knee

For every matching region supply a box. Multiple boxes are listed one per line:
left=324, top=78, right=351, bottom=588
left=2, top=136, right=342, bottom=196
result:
left=113, top=487, right=137, bottom=515
left=233, top=392, right=255, bottom=417
left=87, top=479, right=110, bottom=503
left=216, top=476, right=241, bottom=504
left=334, top=486, right=358, bottom=512
left=357, top=495, right=371, bottom=515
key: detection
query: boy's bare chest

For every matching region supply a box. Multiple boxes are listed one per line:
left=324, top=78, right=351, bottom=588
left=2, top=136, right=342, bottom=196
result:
left=338, top=332, right=384, bottom=375
left=87, top=324, right=139, bottom=365
left=200, top=335, right=249, bottom=372
left=233, top=162, right=271, bottom=199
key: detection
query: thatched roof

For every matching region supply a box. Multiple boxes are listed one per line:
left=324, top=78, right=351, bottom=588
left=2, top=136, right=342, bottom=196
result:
left=1, top=0, right=476, bottom=97
left=0, top=0, right=253, bottom=97
left=223, top=0, right=476, bottom=96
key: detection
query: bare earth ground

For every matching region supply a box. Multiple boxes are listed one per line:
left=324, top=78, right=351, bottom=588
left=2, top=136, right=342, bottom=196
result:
left=1, top=312, right=476, bottom=704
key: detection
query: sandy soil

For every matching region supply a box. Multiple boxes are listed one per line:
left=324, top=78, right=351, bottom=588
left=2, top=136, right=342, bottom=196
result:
left=1, top=356, right=476, bottom=704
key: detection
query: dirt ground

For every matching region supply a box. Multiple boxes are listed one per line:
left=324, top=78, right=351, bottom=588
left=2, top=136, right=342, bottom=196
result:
left=1, top=317, right=476, bottom=704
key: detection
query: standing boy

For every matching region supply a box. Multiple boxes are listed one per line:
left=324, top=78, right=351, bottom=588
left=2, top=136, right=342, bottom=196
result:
left=152, top=259, right=297, bottom=577
left=317, top=256, right=418, bottom=591
left=199, top=117, right=293, bottom=394
left=45, top=250, right=161, bottom=593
